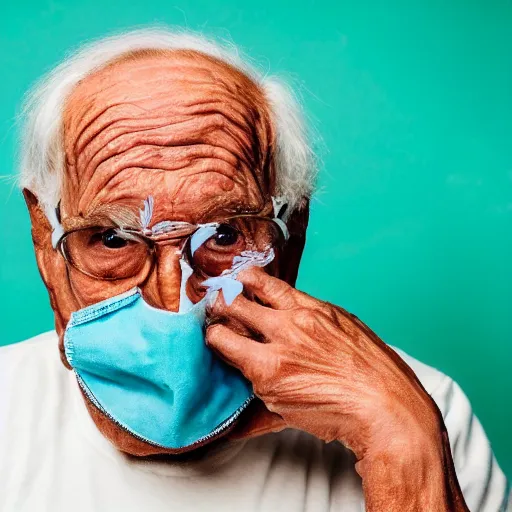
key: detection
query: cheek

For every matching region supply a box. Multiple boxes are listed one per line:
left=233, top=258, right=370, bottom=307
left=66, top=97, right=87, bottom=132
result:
left=36, top=247, right=79, bottom=336
left=66, top=268, right=139, bottom=308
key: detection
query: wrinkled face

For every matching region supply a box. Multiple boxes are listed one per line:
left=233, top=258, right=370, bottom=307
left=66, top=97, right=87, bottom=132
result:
left=25, top=50, right=306, bottom=456
left=58, top=50, right=275, bottom=314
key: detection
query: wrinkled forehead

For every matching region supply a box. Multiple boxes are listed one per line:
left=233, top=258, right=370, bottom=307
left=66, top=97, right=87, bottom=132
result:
left=60, top=49, right=275, bottom=223
left=63, top=49, right=271, bottom=131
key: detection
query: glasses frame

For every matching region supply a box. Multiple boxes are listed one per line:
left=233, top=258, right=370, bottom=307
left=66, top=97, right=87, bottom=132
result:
left=55, top=213, right=286, bottom=282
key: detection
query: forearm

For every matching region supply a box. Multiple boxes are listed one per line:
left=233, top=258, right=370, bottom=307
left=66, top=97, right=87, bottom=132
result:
left=355, top=425, right=469, bottom=512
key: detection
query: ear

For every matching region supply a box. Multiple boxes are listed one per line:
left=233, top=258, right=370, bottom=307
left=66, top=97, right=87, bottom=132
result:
left=23, top=188, right=55, bottom=284
left=22, top=188, right=77, bottom=362
left=277, top=199, right=309, bottom=287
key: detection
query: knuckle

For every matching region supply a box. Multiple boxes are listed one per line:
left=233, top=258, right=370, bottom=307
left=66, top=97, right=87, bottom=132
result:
left=260, top=283, right=275, bottom=301
left=317, top=301, right=334, bottom=317
left=293, top=308, right=321, bottom=331
left=265, top=281, right=290, bottom=304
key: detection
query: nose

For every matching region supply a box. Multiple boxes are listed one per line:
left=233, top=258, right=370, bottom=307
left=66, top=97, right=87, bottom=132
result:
left=139, top=243, right=182, bottom=311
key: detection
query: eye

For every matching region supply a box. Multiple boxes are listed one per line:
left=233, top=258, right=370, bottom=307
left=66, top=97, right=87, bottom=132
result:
left=101, top=229, right=128, bottom=249
left=212, top=224, right=240, bottom=246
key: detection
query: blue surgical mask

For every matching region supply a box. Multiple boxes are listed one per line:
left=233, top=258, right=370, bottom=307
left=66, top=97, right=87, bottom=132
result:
left=64, top=287, right=254, bottom=450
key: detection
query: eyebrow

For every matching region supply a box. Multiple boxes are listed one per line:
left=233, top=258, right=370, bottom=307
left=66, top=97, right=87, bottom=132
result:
left=61, top=203, right=141, bottom=231
left=61, top=199, right=275, bottom=232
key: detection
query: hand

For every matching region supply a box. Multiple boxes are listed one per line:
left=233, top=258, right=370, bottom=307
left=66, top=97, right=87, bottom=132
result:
left=207, top=267, right=439, bottom=455
left=206, top=268, right=469, bottom=511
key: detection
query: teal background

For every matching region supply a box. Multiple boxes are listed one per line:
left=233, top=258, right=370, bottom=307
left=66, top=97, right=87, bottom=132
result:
left=0, top=0, right=510, bottom=477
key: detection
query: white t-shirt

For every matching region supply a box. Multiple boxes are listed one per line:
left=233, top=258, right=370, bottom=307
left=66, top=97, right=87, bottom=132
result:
left=0, top=332, right=509, bottom=512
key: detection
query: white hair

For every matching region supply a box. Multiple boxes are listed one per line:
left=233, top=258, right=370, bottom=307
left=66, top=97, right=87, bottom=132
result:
left=19, top=27, right=316, bottom=224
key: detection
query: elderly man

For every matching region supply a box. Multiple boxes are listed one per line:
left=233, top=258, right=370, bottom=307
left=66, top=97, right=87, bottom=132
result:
left=0, top=28, right=509, bottom=512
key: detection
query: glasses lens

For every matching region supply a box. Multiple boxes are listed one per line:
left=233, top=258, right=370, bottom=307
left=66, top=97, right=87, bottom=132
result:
left=188, top=217, right=282, bottom=278
left=61, top=227, right=151, bottom=280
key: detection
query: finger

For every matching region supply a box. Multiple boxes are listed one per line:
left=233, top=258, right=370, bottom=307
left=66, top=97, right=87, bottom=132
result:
left=236, top=267, right=296, bottom=310
left=206, top=324, right=268, bottom=380
left=211, top=291, right=276, bottom=337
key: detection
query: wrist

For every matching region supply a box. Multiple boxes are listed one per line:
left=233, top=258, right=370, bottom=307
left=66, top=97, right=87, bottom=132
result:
left=357, top=437, right=444, bottom=510
left=356, top=418, right=468, bottom=512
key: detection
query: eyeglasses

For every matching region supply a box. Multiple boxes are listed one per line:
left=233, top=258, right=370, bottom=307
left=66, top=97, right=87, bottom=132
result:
left=56, top=214, right=286, bottom=282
